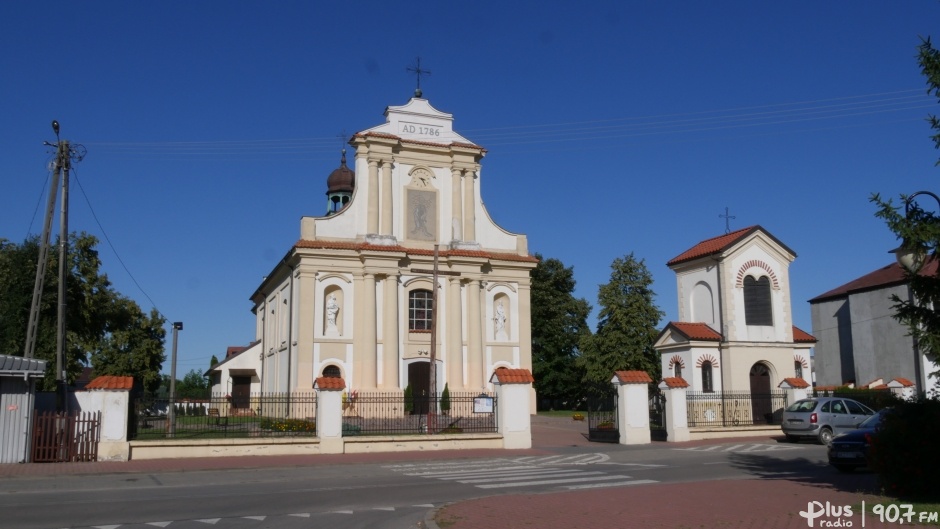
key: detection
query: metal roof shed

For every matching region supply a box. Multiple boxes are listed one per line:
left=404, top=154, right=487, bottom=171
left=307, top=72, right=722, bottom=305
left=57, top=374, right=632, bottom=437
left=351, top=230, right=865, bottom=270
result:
left=0, top=354, right=47, bottom=463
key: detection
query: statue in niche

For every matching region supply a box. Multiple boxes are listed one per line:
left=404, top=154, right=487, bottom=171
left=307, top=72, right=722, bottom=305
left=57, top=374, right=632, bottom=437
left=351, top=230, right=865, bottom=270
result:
left=326, top=294, right=340, bottom=335
left=494, top=300, right=507, bottom=340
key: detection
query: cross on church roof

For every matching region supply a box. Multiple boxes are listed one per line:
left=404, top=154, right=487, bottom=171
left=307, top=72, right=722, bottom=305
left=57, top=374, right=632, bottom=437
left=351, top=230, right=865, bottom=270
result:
left=406, top=57, right=431, bottom=98
left=719, top=207, right=736, bottom=234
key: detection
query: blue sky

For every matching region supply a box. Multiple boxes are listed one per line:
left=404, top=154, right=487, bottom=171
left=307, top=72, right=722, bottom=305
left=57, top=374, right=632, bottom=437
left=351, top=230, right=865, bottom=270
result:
left=3, top=2, right=940, bottom=377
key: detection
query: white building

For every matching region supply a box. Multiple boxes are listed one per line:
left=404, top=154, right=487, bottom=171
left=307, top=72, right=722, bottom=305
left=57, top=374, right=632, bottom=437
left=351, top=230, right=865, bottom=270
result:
left=654, top=226, right=815, bottom=394
left=248, top=95, right=537, bottom=401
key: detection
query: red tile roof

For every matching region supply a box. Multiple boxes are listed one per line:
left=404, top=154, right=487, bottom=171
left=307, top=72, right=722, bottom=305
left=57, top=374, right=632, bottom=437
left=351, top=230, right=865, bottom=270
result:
left=294, top=240, right=538, bottom=263
left=314, top=377, right=346, bottom=390
left=891, top=377, right=915, bottom=387
left=792, top=326, right=817, bottom=343
left=810, top=257, right=938, bottom=303
left=667, top=226, right=796, bottom=266
left=85, top=376, right=134, bottom=391
left=613, top=370, right=653, bottom=384
left=491, top=367, right=535, bottom=384
left=661, top=377, right=690, bottom=389
left=779, top=377, right=810, bottom=389
left=667, top=322, right=722, bottom=341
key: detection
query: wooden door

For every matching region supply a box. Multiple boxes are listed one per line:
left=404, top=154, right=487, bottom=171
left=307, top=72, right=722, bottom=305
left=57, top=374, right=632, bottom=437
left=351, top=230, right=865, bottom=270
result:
left=408, top=362, right=430, bottom=415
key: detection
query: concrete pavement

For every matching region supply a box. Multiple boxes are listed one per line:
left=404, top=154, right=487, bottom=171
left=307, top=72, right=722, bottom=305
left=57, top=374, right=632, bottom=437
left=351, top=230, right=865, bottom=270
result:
left=1, top=415, right=917, bottom=528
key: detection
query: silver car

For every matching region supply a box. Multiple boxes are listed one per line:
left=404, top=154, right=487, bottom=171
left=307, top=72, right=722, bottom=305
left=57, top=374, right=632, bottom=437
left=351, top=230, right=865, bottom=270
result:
left=781, top=397, right=875, bottom=445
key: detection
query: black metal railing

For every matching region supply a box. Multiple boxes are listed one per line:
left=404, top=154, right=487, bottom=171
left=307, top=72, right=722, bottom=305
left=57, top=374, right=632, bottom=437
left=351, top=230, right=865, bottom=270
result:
left=130, top=393, right=317, bottom=440
left=341, top=391, right=498, bottom=436
left=686, top=391, right=788, bottom=427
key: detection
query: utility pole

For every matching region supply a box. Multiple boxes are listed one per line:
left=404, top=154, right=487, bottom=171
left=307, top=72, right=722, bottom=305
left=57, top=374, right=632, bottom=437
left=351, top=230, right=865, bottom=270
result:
left=25, top=121, right=84, bottom=412
left=168, top=322, right=183, bottom=436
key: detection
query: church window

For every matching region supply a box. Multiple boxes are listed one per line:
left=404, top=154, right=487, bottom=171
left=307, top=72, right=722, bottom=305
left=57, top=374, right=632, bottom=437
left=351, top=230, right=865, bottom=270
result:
left=702, top=361, right=714, bottom=393
left=409, top=289, right=433, bottom=330
left=674, top=363, right=682, bottom=379
left=322, top=365, right=341, bottom=378
left=794, top=361, right=803, bottom=379
left=743, top=276, right=773, bottom=326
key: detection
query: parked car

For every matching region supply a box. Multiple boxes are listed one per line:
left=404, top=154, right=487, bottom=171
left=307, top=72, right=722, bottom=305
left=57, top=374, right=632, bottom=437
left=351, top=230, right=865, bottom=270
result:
left=827, top=408, right=890, bottom=473
left=781, top=397, right=875, bottom=445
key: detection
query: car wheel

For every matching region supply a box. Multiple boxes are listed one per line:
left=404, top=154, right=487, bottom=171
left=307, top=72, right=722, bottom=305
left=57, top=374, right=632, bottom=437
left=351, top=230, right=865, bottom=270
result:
left=818, top=428, right=833, bottom=446
left=833, top=464, right=854, bottom=473
left=785, top=434, right=800, bottom=443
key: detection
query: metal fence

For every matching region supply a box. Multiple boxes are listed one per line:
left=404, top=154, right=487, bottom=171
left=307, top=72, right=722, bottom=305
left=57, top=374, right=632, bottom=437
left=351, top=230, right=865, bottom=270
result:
left=686, top=391, right=788, bottom=427
left=32, top=411, right=100, bottom=462
left=130, top=393, right=317, bottom=440
left=341, top=391, right=498, bottom=436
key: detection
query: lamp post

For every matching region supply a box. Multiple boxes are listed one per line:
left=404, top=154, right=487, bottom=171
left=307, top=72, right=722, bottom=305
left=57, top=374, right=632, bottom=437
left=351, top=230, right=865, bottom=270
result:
left=889, top=191, right=940, bottom=396
left=168, top=321, right=183, bottom=436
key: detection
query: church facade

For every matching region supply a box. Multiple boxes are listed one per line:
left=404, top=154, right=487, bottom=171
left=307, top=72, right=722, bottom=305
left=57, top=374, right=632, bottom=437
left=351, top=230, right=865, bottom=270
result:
left=249, top=96, right=537, bottom=400
left=654, top=226, right=815, bottom=395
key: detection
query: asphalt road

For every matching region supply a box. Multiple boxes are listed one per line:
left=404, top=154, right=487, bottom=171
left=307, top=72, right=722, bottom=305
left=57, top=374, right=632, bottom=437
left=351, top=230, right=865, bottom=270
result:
left=0, top=439, right=833, bottom=529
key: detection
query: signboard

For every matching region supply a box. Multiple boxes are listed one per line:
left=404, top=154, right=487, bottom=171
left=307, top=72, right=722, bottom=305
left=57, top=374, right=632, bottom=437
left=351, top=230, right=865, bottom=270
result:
left=473, top=395, right=494, bottom=414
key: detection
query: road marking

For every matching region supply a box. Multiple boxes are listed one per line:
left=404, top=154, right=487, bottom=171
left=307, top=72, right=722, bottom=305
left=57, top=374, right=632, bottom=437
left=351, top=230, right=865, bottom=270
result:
left=674, top=443, right=803, bottom=453
left=243, top=516, right=266, bottom=521
left=145, top=523, right=172, bottom=528
left=476, top=475, right=634, bottom=489
left=455, top=470, right=601, bottom=483
left=565, top=479, right=659, bottom=490
left=195, top=519, right=221, bottom=525
left=289, top=513, right=311, bottom=517
left=510, top=453, right=610, bottom=465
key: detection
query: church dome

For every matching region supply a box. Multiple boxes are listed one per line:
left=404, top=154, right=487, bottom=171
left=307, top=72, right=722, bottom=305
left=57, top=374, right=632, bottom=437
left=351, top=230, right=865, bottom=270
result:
left=326, top=150, right=355, bottom=193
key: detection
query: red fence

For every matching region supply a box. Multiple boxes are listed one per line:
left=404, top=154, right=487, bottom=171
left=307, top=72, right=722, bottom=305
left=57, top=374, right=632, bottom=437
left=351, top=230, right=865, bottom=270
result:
left=31, top=411, right=101, bottom=463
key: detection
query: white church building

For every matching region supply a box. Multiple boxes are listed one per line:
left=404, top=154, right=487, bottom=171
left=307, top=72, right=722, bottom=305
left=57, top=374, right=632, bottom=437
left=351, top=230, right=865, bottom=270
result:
left=654, top=226, right=815, bottom=395
left=236, top=94, right=537, bottom=402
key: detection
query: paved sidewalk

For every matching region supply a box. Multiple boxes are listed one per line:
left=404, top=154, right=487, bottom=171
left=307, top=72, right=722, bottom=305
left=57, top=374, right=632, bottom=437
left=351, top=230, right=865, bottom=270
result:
left=1, top=416, right=919, bottom=528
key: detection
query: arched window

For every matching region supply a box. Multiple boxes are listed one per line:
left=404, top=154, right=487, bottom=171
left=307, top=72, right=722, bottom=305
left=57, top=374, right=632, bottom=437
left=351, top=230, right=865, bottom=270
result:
left=409, top=289, right=433, bottom=330
left=674, top=363, right=682, bottom=379
left=322, top=365, right=341, bottom=378
left=744, top=276, right=773, bottom=326
left=794, top=361, right=803, bottom=379
left=702, top=361, right=714, bottom=393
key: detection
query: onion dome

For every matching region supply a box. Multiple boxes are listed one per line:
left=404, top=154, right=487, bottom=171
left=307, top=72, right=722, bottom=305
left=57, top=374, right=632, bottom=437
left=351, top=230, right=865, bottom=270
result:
left=326, top=149, right=355, bottom=193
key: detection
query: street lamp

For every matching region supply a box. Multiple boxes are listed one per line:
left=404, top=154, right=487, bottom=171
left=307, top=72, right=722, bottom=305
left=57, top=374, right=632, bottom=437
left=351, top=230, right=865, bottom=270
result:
left=168, top=322, right=183, bottom=436
left=888, top=191, right=940, bottom=397
left=890, top=191, right=940, bottom=273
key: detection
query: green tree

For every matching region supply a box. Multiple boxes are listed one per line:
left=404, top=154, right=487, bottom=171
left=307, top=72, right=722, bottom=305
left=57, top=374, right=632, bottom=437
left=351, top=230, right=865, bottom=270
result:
left=175, top=369, right=210, bottom=399
left=872, top=37, right=940, bottom=375
left=209, top=355, right=220, bottom=369
left=0, top=232, right=166, bottom=391
left=579, top=253, right=664, bottom=391
left=530, top=254, right=591, bottom=409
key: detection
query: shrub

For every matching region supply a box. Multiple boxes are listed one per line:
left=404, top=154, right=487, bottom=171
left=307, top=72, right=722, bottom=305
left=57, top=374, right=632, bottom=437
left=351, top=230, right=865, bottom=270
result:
left=441, top=383, right=450, bottom=413
left=828, top=387, right=903, bottom=410
left=259, top=418, right=316, bottom=433
left=404, top=384, right=413, bottom=414
left=868, top=398, right=940, bottom=501
left=342, top=422, right=362, bottom=436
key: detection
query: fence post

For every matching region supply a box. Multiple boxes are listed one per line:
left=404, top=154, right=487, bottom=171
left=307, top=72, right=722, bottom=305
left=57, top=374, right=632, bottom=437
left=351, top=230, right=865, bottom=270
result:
left=659, top=377, right=691, bottom=442
left=314, top=377, right=345, bottom=454
left=778, top=377, right=809, bottom=406
left=612, top=371, right=652, bottom=445
left=490, top=368, right=534, bottom=449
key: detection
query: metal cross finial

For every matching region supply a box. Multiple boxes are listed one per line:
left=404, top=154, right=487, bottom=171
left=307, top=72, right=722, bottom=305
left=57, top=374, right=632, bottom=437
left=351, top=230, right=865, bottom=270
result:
left=406, top=57, right=431, bottom=98
left=336, top=130, right=348, bottom=164
left=719, top=207, right=736, bottom=234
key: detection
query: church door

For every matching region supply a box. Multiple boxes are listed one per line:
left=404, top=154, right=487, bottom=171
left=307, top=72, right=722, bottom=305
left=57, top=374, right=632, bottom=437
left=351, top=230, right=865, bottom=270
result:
left=408, top=362, right=430, bottom=415
left=749, top=363, right=773, bottom=424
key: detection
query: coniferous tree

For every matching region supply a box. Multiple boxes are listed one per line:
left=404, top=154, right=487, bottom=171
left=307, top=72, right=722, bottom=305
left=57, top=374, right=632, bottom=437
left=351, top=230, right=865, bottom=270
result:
left=579, top=253, right=664, bottom=392
left=530, top=254, right=591, bottom=409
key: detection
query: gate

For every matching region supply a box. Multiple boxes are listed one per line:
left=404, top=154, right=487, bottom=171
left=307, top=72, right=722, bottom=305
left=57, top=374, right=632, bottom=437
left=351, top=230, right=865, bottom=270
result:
left=31, top=411, right=100, bottom=463
left=649, top=384, right=667, bottom=441
left=586, top=388, right=619, bottom=443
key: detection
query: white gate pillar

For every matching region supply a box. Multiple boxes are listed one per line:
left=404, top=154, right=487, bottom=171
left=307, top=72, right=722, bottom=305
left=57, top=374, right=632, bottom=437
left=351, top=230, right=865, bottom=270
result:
left=659, top=377, right=691, bottom=442
left=490, top=367, right=534, bottom=449
left=612, top=371, right=652, bottom=445
left=314, top=376, right=346, bottom=454
left=778, top=377, right=809, bottom=407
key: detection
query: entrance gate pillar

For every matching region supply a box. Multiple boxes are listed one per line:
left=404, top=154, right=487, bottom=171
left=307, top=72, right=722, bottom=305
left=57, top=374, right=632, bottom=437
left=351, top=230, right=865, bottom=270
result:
left=314, top=376, right=345, bottom=454
left=778, top=377, right=809, bottom=405
left=490, top=367, right=534, bottom=449
left=612, top=371, right=652, bottom=445
left=659, top=377, right=691, bottom=442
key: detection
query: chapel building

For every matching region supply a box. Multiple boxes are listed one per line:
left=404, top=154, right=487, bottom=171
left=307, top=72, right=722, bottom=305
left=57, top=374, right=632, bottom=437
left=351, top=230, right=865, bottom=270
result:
left=654, top=226, right=815, bottom=394
left=249, top=95, right=537, bottom=401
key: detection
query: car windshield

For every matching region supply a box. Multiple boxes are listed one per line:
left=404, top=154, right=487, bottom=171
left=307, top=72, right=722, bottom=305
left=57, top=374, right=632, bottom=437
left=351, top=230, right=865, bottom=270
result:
left=786, top=400, right=817, bottom=412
